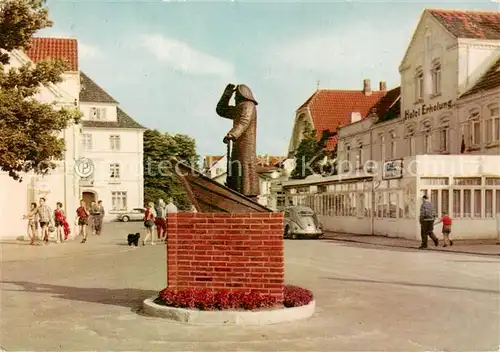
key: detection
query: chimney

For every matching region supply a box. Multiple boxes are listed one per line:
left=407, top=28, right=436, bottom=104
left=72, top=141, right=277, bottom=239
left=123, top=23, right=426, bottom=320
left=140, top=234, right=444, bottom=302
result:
left=363, top=79, right=371, bottom=96
left=379, top=81, right=387, bottom=92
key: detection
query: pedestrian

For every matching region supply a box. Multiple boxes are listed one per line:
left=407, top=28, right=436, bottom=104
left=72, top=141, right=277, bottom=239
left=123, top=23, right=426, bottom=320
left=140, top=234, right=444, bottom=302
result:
left=154, top=198, right=167, bottom=241
left=143, top=202, right=156, bottom=246
left=89, top=201, right=100, bottom=236
left=54, top=202, right=67, bottom=244
left=94, top=200, right=105, bottom=236
left=23, top=202, right=39, bottom=245
left=36, top=197, right=53, bottom=245
left=435, top=211, right=453, bottom=247
left=76, top=200, right=90, bottom=243
left=164, top=197, right=178, bottom=239
left=419, top=195, right=439, bottom=249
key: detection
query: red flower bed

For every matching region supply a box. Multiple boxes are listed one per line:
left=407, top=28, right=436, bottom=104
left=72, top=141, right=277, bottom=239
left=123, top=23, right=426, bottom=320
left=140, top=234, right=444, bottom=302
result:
left=154, top=285, right=313, bottom=311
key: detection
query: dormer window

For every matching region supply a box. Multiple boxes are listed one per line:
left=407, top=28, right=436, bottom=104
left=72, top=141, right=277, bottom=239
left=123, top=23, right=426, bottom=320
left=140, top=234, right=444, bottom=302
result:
left=431, top=60, right=441, bottom=96
left=415, top=67, right=424, bottom=102
left=90, top=107, right=106, bottom=120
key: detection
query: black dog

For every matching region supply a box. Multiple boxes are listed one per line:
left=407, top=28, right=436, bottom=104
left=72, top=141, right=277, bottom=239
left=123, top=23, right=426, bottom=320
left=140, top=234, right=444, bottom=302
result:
left=127, top=233, right=140, bottom=246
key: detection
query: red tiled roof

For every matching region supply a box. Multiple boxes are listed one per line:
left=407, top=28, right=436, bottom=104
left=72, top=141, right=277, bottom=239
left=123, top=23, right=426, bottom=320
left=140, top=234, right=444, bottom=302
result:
left=256, top=155, right=286, bottom=168
left=460, top=56, right=500, bottom=99
left=297, top=89, right=386, bottom=150
left=25, top=37, right=78, bottom=71
left=428, top=9, right=500, bottom=40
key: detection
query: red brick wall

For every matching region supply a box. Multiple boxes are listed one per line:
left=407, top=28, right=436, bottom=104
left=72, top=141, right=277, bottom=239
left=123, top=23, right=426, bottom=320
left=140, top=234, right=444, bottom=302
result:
left=166, top=212, right=284, bottom=301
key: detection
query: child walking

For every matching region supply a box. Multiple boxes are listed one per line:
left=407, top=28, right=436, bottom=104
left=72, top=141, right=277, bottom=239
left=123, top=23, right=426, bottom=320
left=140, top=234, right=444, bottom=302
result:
left=435, top=211, right=453, bottom=247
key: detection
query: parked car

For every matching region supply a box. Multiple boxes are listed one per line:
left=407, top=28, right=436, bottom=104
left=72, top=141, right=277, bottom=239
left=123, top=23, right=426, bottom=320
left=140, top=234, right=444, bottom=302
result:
left=283, top=205, right=323, bottom=239
left=115, top=208, right=145, bottom=222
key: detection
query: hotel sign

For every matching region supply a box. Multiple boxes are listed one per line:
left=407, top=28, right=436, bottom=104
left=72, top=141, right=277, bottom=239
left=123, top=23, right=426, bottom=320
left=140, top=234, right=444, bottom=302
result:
left=404, top=100, right=453, bottom=120
left=382, top=159, right=403, bottom=180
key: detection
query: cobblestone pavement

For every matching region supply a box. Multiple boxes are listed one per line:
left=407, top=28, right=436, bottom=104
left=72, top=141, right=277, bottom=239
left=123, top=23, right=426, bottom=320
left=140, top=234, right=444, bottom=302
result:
left=1, top=222, right=499, bottom=351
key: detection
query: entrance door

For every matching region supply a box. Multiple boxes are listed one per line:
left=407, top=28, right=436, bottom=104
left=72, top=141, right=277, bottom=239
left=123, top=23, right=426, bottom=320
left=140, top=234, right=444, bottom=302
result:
left=82, top=192, right=96, bottom=208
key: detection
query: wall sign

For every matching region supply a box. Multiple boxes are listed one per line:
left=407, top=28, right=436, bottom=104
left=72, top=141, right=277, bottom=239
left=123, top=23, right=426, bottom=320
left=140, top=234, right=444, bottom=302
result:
left=404, top=100, right=453, bottom=120
left=382, top=159, right=403, bottom=180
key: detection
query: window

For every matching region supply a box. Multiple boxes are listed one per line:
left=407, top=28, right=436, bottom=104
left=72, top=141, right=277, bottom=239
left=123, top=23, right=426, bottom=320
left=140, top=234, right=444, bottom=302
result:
left=468, top=110, right=481, bottom=146
left=453, top=190, right=461, bottom=217
left=90, top=107, right=106, bottom=120
left=110, top=163, right=120, bottom=179
left=463, top=189, right=471, bottom=217
left=356, top=142, right=363, bottom=169
left=379, top=134, right=385, bottom=161
left=415, top=68, right=424, bottom=101
left=422, top=124, right=432, bottom=153
left=474, top=189, right=481, bottom=218
left=111, top=191, right=127, bottom=211
left=82, top=133, right=92, bottom=151
left=439, top=125, right=449, bottom=152
left=430, top=190, right=438, bottom=213
left=486, top=105, right=500, bottom=144
left=431, top=60, right=441, bottom=95
left=441, top=189, right=449, bottom=215
left=387, top=131, right=396, bottom=160
left=110, top=135, right=121, bottom=151
left=486, top=190, right=493, bottom=218
left=409, top=135, right=415, bottom=156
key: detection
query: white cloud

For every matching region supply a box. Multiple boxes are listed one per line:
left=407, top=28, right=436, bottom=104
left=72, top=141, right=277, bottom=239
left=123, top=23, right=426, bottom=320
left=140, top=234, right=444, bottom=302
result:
left=78, top=42, right=102, bottom=59
left=140, top=34, right=235, bottom=77
left=266, top=22, right=414, bottom=79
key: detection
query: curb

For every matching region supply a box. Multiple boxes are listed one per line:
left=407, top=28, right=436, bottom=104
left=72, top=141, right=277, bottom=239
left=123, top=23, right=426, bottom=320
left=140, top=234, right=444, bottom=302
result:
left=325, top=237, right=500, bottom=257
left=142, top=296, right=316, bottom=326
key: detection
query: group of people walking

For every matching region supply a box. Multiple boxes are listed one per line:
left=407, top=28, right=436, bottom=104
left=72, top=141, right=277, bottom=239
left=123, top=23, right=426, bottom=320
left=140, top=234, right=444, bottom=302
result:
left=142, top=198, right=180, bottom=246
left=23, top=197, right=105, bottom=245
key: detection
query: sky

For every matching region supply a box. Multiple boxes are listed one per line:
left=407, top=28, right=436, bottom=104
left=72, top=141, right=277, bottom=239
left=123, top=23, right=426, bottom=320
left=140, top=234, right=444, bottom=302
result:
left=40, top=0, right=499, bottom=158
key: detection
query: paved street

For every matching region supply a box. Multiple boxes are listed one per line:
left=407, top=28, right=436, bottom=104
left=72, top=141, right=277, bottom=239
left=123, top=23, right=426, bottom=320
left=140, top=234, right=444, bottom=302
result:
left=1, top=222, right=499, bottom=351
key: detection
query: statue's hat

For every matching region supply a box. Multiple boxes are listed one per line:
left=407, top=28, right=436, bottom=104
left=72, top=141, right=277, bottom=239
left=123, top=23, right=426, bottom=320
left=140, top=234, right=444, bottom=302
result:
left=236, top=84, right=258, bottom=105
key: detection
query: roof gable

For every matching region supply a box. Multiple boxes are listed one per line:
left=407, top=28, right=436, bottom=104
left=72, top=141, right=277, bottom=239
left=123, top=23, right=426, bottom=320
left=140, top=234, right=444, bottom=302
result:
left=82, top=107, right=145, bottom=129
left=460, top=56, right=500, bottom=99
left=428, top=9, right=500, bottom=40
left=26, top=37, right=78, bottom=71
left=79, top=71, right=118, bottom=104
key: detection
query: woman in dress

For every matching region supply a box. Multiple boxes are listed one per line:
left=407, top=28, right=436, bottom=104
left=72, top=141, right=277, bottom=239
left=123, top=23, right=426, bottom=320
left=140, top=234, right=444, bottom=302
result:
left=54, top=202, right=70, bottom=243
left=23, top=202, right=38, bottom=245
left=142, top=202, right=156, bottom=246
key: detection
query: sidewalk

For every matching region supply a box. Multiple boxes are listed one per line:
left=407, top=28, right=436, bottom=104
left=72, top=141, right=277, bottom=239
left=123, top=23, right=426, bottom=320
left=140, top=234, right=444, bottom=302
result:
left=324, top=232, right=500, bottom=256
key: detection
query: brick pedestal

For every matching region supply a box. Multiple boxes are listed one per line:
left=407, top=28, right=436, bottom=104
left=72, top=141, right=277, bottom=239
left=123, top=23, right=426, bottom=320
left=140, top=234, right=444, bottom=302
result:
left=166, top=212, right=284, bottom=301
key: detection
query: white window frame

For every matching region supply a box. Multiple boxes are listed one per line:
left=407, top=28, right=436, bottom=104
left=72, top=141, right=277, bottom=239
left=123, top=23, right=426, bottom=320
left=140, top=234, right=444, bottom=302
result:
left=431, top=60, right=441, bottom=95
left=110, top=135, right=121, bottom=151
left=468, top=109, right=481, bottom=147
left=82, top=133, right=92, bottom=151
left=415, top=68, right=424, bottom=101
left=486, top=105, right=500, bottom=145
left=422, top=122, right=432, bottom=154
left=111, top=191, right=127, bottom=211
left=109, top=163, right=120, bottom=179
left=344, top=145, right=351, bottom=172
left=90, top=107, right=106, bottom=121
left=438, top=119, right=450, bottom=153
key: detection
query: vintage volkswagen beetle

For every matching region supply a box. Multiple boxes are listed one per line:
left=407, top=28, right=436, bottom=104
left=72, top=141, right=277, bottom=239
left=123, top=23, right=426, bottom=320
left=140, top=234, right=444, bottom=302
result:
left=283, top=206, right=323, bottom=239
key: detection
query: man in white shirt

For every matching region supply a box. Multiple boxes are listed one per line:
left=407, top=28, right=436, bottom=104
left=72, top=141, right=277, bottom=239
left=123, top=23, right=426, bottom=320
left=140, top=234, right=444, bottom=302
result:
left=164, top=198, right=177, bottom=240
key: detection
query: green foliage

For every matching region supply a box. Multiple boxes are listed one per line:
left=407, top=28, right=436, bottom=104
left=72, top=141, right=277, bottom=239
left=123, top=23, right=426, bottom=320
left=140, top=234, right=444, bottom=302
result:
left=291, top=124, right=337, bottom=179
left=0, top=0, right=82, bottom=181
left=143, top=129, right=199, bottom=210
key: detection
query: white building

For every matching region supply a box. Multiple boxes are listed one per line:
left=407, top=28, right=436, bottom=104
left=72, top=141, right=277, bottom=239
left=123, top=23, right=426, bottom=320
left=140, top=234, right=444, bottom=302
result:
left=283, top=9, right=500, bottom=241
left=0, top=38, right=81, bottom=239
left=78, top=72, right=146, bottom=220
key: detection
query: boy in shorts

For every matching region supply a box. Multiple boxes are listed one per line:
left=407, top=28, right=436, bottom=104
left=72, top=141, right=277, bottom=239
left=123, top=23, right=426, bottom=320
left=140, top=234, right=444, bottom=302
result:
left=435, top=211, right=453, bottom=247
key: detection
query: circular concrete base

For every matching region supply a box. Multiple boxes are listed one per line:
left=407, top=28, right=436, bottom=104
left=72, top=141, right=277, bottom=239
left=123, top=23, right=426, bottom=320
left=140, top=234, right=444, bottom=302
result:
left=142, top=296, right=316, bottom=326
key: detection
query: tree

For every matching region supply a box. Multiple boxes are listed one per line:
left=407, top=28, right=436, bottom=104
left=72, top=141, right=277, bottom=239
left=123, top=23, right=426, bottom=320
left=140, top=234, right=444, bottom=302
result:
left=0, top=0, right=81, bottom=181
left=290, top=123, right=337, bottom=179
left=143, top=129, right=199, bottom=210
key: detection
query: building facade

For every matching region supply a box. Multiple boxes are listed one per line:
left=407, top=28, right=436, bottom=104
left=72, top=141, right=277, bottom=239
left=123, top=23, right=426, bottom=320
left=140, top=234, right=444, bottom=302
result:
left=0, top=39, right=81, bottom=239
left=283, top=9, right=500, bottom=241
left=79, top=72, right=145, bottom=220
